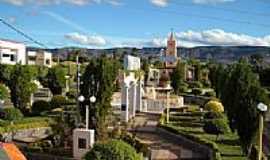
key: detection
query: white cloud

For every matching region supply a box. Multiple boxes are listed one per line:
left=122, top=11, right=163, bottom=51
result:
left=176, top=29, right=270, bottom=47
left=150, top=0, right=168, bottom=7
left=192, top=0, right=235, bottom=4
left=65, top=32, right=107, bottom=46
left=0, top=0, right=121, bottom=6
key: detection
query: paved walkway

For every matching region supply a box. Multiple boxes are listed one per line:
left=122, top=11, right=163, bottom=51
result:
left=129, top=113, right=208, bottom=160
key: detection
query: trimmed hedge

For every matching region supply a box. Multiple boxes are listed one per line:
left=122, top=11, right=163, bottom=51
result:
left=32, top=100, right=51, bottom=116
left=120, top=133, right=149, bottom=156
left=84, top=139, right=142, bottom=160
left=50, top=95, right=68, bottom=109
left=2, top=108, right=23, bottom=121
left=192, top=88, right=203, bottom=95
left=0, top=117, right=53, bottom=134
left=160, top=124, right=221, bottom=160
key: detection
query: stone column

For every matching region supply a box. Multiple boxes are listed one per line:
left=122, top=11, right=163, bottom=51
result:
left=125, top=84, right=129, bottom=122
left=138, top=81, right=143, bottom=112
left=132, top=82, right=137, bottom=117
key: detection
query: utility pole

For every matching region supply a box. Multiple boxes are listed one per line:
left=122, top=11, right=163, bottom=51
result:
left=76, top=54, right=81, bottom=126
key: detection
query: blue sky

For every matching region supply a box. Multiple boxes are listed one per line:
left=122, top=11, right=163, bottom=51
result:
left=0, top=0, right=270, bottom=48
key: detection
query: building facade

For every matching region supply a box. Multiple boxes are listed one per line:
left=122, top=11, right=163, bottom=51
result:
left=165, top=31, right=178, bottom=69
left=0, top=39, right=26, bottom=65
left=27, top=50, right=52, bottom=68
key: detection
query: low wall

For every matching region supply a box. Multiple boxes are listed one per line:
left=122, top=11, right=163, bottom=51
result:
left=23, top=152, right=75, bottom=160
left=183, top=95, right=210, bottom=106
left=1, top=127, right=52, bottom=143
left=157, top=127, right=213, bottom=160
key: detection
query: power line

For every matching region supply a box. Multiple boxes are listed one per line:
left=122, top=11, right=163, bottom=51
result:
left=0, top=18, right=47, bottom=48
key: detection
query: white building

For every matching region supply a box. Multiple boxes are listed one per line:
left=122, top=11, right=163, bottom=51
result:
left=0, top=39, right=26, bottom=65
left=27, top=50, right=52, bottom=68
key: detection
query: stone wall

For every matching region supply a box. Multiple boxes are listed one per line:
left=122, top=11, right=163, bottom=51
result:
left=1, top=127, right=52, bottom=143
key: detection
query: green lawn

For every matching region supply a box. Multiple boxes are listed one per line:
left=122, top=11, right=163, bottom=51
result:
left=163, top=108, right=246, bottom=160
left=0, top=117, right=53, bottom=133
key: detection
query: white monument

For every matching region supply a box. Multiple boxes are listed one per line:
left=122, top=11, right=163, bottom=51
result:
left=73, top=95, right=96, bottom=160
left=73, top=129, right=95, bottom=160
left=121, top=55, right=143, bottom=122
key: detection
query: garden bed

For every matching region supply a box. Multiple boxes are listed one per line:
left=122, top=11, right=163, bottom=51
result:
left=160, top=108, right=246, bottom=160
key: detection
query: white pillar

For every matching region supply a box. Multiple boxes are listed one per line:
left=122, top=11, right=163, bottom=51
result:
left=125, top=85, right=129, bottom=122
left=86, top=105, right=89, bottom=129
left=138, top=81, right=143, bottom=112
left=132, top=83, right=137, bottom=117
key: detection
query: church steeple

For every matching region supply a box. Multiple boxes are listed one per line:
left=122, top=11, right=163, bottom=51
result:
left=169, top=28, right=175, bottom=41
left=165, top=29, right=178, bottom=68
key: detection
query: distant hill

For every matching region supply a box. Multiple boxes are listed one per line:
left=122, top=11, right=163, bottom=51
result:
left=27, top=46, right=270, bottom=63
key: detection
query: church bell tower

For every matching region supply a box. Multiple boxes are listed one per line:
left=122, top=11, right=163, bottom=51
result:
left=165, top=30, right=178, bottom=68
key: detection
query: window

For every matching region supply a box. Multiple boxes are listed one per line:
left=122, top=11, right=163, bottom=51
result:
left=10, top=55, right=15, bottom=61
left=46, top=59, right=50, bottom=65
left=2, top=54, right=10, bottom=57
left=121, top=104, right=126, bottom=111
left=78, top=138, right=87, bottom=149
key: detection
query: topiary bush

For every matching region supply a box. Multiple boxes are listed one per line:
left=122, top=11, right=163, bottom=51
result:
left=50, top=95, right=68, bottom=109
left=84, top=139, right=142, bottom=160
left=191, top=88, right=203, bottom=95
left=204, top=100, right=224, bottom=113
left=3, top=108, right=23, bottom=121
left=203, top=118, right=230, bottom=140
left=32, top=100, right=51, bottom=116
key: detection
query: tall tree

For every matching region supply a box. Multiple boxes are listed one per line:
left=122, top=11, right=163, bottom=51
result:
left=8, top=65, right=37, bottom=115
left=46, top=66, right=67, bottom=95
left=171, top=61, right=186, bottom=95
left=220, top=60, right=269, bottom=154
left=80, top=56, right=119, bottom=140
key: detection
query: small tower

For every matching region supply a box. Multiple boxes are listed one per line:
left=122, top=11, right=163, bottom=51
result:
left=165, top=29, right=178, bottom=68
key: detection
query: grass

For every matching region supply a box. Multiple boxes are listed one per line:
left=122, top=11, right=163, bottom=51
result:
left=0, top=117, right=54, bottom=133
left=163, top=106, right=246, bottom=160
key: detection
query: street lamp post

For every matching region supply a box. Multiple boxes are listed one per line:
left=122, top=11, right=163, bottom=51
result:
left=257, top=102, right=268, bottom=160
left=88, top=96, right=96, bottom=130
left=78, top=95, right=96, bottom=130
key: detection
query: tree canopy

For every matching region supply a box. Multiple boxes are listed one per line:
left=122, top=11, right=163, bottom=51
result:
left=8, top=65, right=37, bottom=115
left=171, top=61, right=186, bottom=95
left=80, top=56, right=120, bottom=140
left=212, top=60, right=269, bottom=153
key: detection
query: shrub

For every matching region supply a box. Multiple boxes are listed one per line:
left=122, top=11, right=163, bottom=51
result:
left=120, top=133, right=149, bottom=156
left=50, top=95, right=68, bottom=109
left=204, top=91, right=216, bottom=97
left=3, top=108, right=23, bottom=121
left=203, top=112, right=224, bottom=120
left=203, top=118, right=230, bottom=140
left=202, top=80, right=211, bottom=88
left=188, top=81, right=203, bottom=89
left=191, top=88, right=203, bottom=95
left=32, top=100, right=51, bottom=116
left=205, top=100, right=224, bottom=113
left=0, top=84, right=8, bottom=100
left=66, top=90, right=76, bottom=99
left=178, top=82, right=189, bottom=93
left=84, top=140, right=142, bottom=160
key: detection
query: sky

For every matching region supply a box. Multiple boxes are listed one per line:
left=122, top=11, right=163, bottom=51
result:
left=0, top=0, right=270, bottom=48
